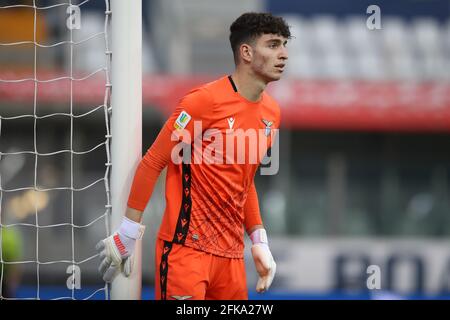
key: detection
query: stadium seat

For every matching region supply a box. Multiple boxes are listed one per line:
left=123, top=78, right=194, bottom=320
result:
left=382, top=17, right=419, bottom=80
left=412, top=18, right=446, bottom=81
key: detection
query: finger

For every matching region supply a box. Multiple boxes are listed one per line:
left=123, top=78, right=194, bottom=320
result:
left=256, top=277, right=267, bottom=293
left=252, top=245, right=271, bottom=272
left=271, top=261, right=277, bottom=278
left=99, top=250, right=107, bottom=261
left=99, top=256, right=112, bottom=275
left=103, top=264, right=119, bottom=283
left=123, top=256, right=133, bottom=277
left=257, top=261, right=276, bottom=292
left=259, top=248, right=272, bottom=270
left=95, top=240, right=105, bottom=252
left=265, top=272, right=274, bottom=289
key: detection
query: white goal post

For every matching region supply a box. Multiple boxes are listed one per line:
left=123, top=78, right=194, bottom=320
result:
left=110, top=0, right=143, bottom=300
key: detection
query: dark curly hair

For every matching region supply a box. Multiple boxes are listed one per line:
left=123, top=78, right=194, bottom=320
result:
left=229, top=12, right=291, bottom=64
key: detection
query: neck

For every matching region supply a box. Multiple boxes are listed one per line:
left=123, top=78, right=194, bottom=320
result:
left=231, top=68, right=267, bottom=102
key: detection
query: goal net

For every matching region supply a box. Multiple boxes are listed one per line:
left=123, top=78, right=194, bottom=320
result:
left=0, top=0, right=142, bottom=300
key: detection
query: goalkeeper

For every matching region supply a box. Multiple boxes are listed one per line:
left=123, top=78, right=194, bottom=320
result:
left=96, top=12, right=290, bottom=300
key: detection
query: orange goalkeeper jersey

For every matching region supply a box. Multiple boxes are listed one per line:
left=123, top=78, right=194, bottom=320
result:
left=127, top=76, right=280, bottom=258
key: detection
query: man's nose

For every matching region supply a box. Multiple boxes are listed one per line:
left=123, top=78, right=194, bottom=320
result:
left=279, top=47, right=288, bottom=60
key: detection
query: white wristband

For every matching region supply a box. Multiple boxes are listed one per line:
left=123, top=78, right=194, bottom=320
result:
left=250, top=228, right=268, bottom=245
left=118, top=216, right=145, bottom=240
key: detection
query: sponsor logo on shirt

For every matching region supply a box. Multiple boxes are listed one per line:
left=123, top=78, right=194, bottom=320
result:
left=227, top=117, right=235, bottom=130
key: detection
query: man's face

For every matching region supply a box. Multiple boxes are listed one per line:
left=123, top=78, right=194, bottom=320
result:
left=249, top=33, right=289, bottom=82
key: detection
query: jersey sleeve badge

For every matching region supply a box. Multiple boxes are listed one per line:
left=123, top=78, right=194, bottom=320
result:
left=174, top=111, right=192, bottom=131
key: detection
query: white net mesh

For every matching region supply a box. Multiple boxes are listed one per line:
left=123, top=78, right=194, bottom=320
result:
left=0, top=0, right=111, bottom=300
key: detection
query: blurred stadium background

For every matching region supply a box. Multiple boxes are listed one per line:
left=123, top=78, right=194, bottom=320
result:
left=1, top=0, right=450, bottom=299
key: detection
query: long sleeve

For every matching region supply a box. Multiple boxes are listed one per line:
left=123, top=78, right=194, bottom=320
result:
left=243, top=181, right=263, bottom=233
left=127, top=124, right=174, bottom=211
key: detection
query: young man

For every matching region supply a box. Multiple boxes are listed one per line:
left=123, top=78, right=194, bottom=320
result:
left=96, top=12, right=290, bottom=300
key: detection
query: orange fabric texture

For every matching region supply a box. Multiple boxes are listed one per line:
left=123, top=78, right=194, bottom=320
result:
left=154, top=238, right=248, bottom=300
left=128, top=76, right=280, bottom=258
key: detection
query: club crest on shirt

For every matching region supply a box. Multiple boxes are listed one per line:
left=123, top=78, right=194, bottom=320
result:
left=262, top=119, right=273, bottom=137
left=174, top=111, right=192, bottom=130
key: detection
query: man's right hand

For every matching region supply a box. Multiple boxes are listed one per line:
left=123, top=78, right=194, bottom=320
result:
left=95, top=217, right=145, bottom=283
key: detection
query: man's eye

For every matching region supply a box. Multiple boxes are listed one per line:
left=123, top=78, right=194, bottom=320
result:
left=269, top=43, right=278, bottom=48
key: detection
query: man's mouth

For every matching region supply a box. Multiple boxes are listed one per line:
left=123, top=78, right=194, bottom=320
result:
left=275, top=64, right=285, bottom=71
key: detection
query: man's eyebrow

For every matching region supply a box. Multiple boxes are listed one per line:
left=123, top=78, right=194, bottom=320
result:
left=265, top=39, right=288, bottom=47
left=265, top=38, right=288, bottom=44
left=265, top=38, right=283, bottom=43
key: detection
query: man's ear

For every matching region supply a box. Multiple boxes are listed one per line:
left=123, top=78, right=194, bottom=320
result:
left=240, top=43, right=253, bottom=63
